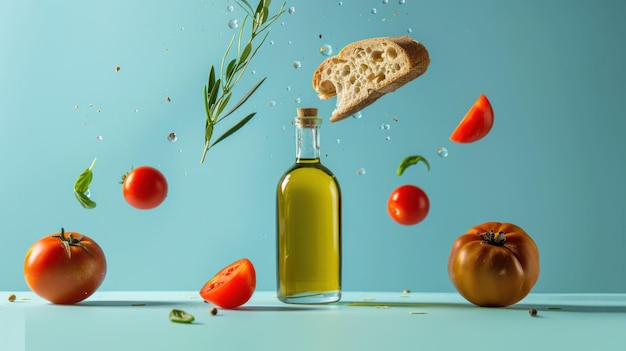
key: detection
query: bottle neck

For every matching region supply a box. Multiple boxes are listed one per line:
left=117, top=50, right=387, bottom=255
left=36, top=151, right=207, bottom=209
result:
left=295, top=117, right=321, bottom=163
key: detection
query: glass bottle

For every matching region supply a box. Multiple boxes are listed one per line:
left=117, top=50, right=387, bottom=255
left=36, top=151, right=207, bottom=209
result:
left=276, top=107, right=342, bottom=304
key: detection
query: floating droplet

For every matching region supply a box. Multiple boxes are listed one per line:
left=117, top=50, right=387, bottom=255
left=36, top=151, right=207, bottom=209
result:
left=371, top=8, right=377, bottom=14
left=167, top=132, right=178, bottom=142
left=437, top=147, right=449, bottom=158
left=96, top=135, right=103, bottom=141
left=227, top=5, right=234, bottom=11
left=320, top=44, right=333, bottom=56
left=352, top=111, right=362, bottom=119
left=228, top=19, right=239, bottom=29
left=357, top=168, right=367, bottom=175
left=288, top=6, right=296, bottom=14
left=292, top=60, right=302, bottom=69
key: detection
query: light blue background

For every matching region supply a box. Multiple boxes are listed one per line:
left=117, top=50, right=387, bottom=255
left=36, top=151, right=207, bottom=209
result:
left=1, top=0, right=625, bottom=294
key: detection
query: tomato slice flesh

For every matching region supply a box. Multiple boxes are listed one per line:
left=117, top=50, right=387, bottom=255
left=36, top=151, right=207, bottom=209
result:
left=450, top=94, right=494, bottom=143
left=199, top=258, right=256, bottom=309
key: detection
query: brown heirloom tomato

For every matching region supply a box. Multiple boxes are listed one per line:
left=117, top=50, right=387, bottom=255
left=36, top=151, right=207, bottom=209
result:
left=448, top=222, right=539, bottom=307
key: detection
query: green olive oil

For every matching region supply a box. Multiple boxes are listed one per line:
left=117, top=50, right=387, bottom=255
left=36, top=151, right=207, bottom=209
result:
left=276, top=108, right=341, bottom=304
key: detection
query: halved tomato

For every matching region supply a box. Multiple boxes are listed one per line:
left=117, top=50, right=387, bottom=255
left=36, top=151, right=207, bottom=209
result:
left=199, top=258, right=256, bottom=309
left=450, top=94, right=494, bottom=143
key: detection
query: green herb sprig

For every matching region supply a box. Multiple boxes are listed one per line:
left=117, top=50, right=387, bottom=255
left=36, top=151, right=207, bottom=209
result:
left=74, top=157, right=97, bottom=209
left=200, top=0, right=286, bottom=163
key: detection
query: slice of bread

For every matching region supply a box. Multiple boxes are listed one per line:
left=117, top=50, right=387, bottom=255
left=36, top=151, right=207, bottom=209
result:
left=312, top=36, right=430, bottom=122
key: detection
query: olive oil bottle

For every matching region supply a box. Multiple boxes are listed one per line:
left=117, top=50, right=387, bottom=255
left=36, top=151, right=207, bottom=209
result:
left=276, top=108, right=341, bottom=304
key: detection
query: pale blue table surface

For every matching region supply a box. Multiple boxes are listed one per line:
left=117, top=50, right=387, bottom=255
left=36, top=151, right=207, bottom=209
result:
left=1, top=291, right=625, bottom=351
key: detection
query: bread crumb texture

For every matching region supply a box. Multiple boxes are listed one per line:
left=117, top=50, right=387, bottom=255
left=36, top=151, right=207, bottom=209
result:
left=313, top=36, right=429, bottom=122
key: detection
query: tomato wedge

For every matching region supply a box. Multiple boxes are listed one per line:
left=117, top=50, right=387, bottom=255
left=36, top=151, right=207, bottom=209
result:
left=450, top=94, right=494, bottom=143
left=199, top=258, right=256, bottom=309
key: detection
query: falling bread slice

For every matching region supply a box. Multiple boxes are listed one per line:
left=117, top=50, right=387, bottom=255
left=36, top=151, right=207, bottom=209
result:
left=312, top=36, right=430, bottom=122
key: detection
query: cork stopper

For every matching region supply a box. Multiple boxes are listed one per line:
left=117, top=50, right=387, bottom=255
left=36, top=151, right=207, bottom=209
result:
left=297, top=108, right=318, bottom=117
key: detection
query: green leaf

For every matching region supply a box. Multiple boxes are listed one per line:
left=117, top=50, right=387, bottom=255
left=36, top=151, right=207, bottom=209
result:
left=210, top=112, right=256, bottom=149
left=169, top=309, right=195, bottom=324
left=222, top=77, right=266, bottom=119
left=397, top=155, right=431, bottom=176
left=74, top=191, right=96, bottom=209
left=73, top=158, right=97, bottom=209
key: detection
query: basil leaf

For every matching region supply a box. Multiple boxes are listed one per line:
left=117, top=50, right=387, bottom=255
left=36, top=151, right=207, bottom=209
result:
left=74, top=191, right=96, bottom=209
left=73, top=158, right=97, bottom=209
left=397, top=155, right=430, bottom=176
left=169, top=309, right=195, bottom=324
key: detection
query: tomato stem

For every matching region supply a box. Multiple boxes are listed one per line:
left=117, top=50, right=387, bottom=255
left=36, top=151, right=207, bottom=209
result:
left=479, top=230, right=506, bottom=246
left=52, top=228, right=95, bottom=259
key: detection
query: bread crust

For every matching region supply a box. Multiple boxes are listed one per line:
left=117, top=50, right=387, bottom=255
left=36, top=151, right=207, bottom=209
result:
left=312, top=36, right=430, bottom=122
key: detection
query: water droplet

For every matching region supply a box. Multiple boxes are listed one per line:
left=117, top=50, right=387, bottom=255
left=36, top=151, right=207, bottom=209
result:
left=269, top=100, right=276, bottom=107
left=352, top=111, right=363, bottom=119
left=320, top=44, right=333, bottom=56
left=292, top=60, right=302, bottom=69
left=357, top=168, right=366, bottom=175
left=228, top=19, right=239, bottom=29
left=371, top=8, right=377, bottom=14
left=96, top=135, right=103, bottom=141
left=437, top=147, right=449, bottom=158
left=227, top=5, right=234, bottom=11
left=288, top=6, right=296, bottom=14
left=167, top=132, right=178, bottom=142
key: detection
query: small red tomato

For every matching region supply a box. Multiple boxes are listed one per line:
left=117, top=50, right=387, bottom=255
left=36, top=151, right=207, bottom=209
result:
left=199, top=258, right=257, bottom=309
left=122, top=166, right=168, bottom=209
left=387, top=184, right=430, bottom=225
left=450, top=94, right=494, bottom=143
left=24, top=228, right=107, bottom=304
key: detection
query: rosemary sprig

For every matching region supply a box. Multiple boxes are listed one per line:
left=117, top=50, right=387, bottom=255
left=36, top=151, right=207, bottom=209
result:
left=200, top=0, right=286, bottom=163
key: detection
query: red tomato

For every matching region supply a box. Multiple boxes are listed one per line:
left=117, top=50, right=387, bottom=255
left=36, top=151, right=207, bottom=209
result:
left=387, top=184, right=430, bottom=225
left=24, top=228, right=107, bottom=304
left=199, top=258, right=256, bottom=309
left=122, top=166, right=168, bottom=209
left=450, top=94, right=494, bottom=143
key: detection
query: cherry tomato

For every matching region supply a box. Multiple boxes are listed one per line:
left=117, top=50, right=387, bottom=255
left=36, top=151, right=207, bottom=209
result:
left=448, top=222, right=540, bottom=307
left=24, top=228, right=107, bottom=304
left=450, top=94, right=494, bottom=143
left=387, top=184, right=430, bottom=225
left=122, top=166, right=168, bottom=209
left=199, top=258, right=256, bottom=309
